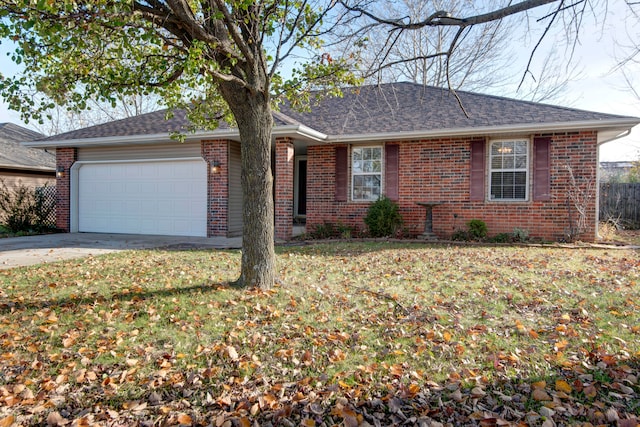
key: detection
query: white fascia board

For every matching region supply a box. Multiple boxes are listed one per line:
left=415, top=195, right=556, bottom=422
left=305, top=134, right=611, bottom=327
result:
left=23, top=124, right=328, bottom=148
left=22, top=118, right=639, bottom=148
left=0, top=163, right=55, bottom=172
left=22, top=131, right=233, bottom=148
left=273, top=125, right=328, bottom=142
left=327, top=119, right=640, bottom=143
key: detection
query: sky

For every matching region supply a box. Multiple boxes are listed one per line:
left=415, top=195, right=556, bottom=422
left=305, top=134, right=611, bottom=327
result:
left=0, top=2, right=639, bottom=162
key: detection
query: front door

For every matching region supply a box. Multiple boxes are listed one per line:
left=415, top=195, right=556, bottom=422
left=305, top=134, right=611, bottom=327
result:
left=294, top=157, right=307, bottom=219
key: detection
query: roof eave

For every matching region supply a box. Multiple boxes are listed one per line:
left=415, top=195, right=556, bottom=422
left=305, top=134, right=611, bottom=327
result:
left=326, top=119, right=640, bottom=143
left=22, top=124, right=328, bottom=148
left=22, top=118, right=639, bottom=148
left=0, top=163, right=56, bottom=173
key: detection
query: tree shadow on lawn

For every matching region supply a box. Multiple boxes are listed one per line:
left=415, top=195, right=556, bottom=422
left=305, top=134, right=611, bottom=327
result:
left=276, top=239, right=634, bottom=258
left=0, top=281, right=234, bottom=314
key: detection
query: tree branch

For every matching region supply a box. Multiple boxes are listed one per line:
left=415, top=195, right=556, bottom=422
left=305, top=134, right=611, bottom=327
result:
left=210, top=0, right=256, bottom=67
left=517, top=0, right=566, bottom=91
left=445, top=26, right=470, bottom=117
left=341, top=0, right=561, bottom=29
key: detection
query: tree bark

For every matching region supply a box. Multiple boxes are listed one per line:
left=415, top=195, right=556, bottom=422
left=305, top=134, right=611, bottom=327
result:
left=218, top=80, right=276, bottom=289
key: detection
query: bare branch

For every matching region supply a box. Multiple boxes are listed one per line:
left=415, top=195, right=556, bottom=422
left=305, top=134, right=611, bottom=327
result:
left=517, top=0, right=565, bottom=92
left=341, top=0, right=560, bottom=29
left=445, top=26, right=469, bottom=117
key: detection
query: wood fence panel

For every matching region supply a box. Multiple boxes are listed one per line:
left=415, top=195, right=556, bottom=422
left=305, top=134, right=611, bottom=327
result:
left=600, top=183, right=640, bottom=228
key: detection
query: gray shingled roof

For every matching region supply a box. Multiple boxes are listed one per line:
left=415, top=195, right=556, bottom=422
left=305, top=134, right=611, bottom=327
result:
left=40, top=108, right=301, bottom=142
left=34, top=82, right=637, bottom=143
left=280, top=82, right=634, bottom=135
left=0, top=123, right=54, bottom=169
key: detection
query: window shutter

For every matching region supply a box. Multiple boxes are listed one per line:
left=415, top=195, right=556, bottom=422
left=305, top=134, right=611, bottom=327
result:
left=470, top=140, right=485, bottom=201
left=385, top=144, right=399, bottom=201
left=335, top=146, right=348, bottom=202
left=533, top=137, right=551, bottom=201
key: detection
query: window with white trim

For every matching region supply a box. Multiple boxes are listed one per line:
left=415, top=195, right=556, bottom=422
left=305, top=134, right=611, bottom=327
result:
left=489, top=140, right=529, bottom=201
left=352, top=146, right=382, bottom=201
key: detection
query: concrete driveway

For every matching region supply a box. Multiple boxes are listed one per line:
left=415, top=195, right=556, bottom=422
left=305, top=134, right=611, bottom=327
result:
left=0, top=233, right=242, bottom=269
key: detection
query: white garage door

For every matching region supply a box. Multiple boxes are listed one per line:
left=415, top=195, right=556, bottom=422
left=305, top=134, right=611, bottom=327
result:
left=78, top=160, right=207, bottom=236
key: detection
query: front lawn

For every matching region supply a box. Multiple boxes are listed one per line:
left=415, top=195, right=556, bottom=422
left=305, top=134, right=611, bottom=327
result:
left=1, top=243, right=639, bottom=426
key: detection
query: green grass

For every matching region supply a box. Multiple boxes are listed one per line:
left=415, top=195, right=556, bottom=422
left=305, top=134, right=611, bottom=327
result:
left=1, top=242, right=639, bottom=425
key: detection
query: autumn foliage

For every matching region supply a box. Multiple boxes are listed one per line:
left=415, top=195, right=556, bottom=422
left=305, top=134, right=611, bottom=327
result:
left=0, top=243, right=639, bottom=425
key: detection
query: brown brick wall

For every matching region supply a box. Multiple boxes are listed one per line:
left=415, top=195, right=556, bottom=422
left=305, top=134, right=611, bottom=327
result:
left=202, top=140, right=229, bottom=237
left=307, top=132, right=599, bottom=242
left=275, top=138, right=294, bottom=240
left=55, top=147, right=76, bottom=232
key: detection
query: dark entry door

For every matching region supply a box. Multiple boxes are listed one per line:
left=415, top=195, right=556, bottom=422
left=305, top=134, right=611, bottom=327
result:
left=296, top=159, right=307, bottom=217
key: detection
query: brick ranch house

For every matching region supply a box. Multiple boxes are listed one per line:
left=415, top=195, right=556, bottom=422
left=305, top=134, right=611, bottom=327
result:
left=24, top=83, right=640, bottom=242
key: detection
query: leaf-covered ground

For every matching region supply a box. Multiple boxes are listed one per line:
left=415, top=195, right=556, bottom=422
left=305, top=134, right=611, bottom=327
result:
left=1, top=242, right=639, bottom=426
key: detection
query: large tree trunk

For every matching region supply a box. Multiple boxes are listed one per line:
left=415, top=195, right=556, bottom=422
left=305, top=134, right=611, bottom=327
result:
left=218, top=81, right=276, bottom=289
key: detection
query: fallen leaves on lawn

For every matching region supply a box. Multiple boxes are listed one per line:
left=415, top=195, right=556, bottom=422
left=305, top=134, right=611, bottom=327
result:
left=1, top=244, right=639, bottom=425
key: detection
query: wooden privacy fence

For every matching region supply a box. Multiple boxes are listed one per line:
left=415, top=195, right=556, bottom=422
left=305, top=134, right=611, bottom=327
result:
left=599, top=183, right=640, bottom=229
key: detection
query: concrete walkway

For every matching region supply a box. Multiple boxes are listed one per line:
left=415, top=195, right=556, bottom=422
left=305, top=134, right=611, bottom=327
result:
left=0, top=233, right=242, bottom=269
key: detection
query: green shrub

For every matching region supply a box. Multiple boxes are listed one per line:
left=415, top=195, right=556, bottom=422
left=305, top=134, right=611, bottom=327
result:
left=336, top=223, right=354, bottom=239
left=364, top=196, right=403, bottom=238
left=311, top=222, right=337, bottom=239
left=489, top=232, right=512, bottom=243
left=451, top=229, right=470, bottom=241
left=467, top=219, right=488, bottom=240
left=309, top=222, right=356, bottom=239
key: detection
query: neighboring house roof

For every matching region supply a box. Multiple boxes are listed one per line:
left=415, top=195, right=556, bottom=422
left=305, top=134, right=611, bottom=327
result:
left=0, top=123, right=54, bottom=171
left=600, top=161, right=635, bottom=169
left=24, top=82, right=640, bottom=148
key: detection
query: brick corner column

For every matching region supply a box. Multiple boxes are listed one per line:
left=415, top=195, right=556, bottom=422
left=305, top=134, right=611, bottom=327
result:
left=202, top=140, right=229, bottom=237
left=55, top=147, right=76, bottom=232
left=275, top=138, right=294, bottom=241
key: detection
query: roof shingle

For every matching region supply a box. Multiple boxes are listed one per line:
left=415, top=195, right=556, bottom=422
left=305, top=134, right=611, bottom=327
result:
left=280, top=82, right=632, bottom=135
left=34, top=82, right=637, bottom=143
left=0, top=123, right=54, bottom=169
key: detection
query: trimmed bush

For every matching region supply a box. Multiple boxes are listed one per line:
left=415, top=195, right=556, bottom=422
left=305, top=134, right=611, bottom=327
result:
left=467, top=219, right=488, bottom=240
left=364, top=196, right=403, bottom=238
left=489, top=232, right=512, bottom=243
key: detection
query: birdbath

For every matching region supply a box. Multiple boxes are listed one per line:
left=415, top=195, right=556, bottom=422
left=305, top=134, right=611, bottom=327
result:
left=416, top=202, right=441, bottom=240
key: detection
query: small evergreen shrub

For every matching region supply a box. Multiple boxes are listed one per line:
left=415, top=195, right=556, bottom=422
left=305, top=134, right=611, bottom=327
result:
left=310, top=222, right=356, bottom=239
left=489, top=232, right=512, bottom=243
left=364, top=196, right=403, bottom=238
left=451, top=229, right=470, bottom=241
left=311, top=221, right=337, bottom=239
left=467, top=219, right=488, bottom=240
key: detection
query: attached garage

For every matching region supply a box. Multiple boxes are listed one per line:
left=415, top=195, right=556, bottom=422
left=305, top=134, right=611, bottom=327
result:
left=74, top=159, right=207, bottom=236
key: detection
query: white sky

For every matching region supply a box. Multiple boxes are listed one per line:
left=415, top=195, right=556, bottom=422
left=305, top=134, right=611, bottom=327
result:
left=0, top=2, right=639, bottom=161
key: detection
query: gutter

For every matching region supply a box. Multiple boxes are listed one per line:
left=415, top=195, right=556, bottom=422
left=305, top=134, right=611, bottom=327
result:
left=596, top=128, right=632, bottom=146
left=22, top=117, right=639, bottom=148
left=23, top=124, right=328, bottom=149
left=327, top=118, right=640, bottom=143
left=0, top=163, right=56, bottom=173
